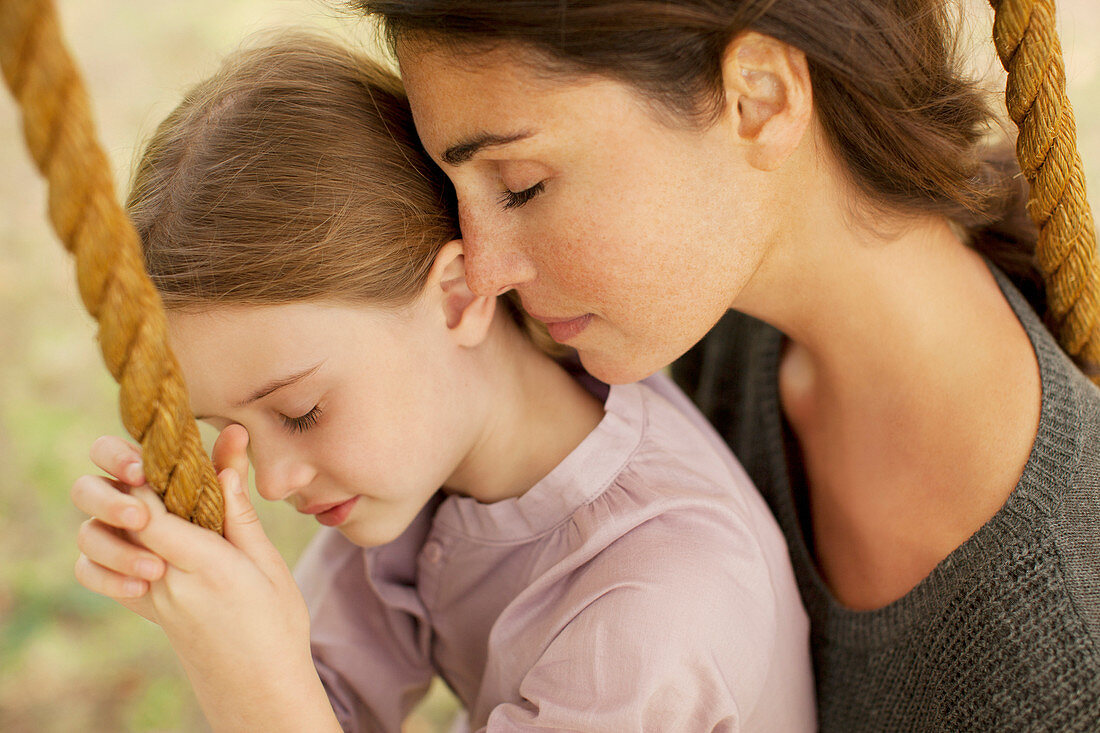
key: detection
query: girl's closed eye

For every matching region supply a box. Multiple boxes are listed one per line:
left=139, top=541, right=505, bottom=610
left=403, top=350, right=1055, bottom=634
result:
left=281, top=405, right=323, bottom=434
left=498, top=180, right=545, bottom=210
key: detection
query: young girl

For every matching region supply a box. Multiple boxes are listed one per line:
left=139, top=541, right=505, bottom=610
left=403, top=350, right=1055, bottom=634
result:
left=70, top=33, right=815, bottom=731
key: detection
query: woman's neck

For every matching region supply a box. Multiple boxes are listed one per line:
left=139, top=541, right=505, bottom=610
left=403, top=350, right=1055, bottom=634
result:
left=748, top=212, right=1016, bottom=388
left=739, top=197, right=1042, bottom=609
left=444, top=316, right=605, bottom=504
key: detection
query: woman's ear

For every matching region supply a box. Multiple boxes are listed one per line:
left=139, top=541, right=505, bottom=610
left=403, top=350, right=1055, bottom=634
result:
left=720, top=31, right=813, bottom=171
left=425, top=239, right=498, bottom=347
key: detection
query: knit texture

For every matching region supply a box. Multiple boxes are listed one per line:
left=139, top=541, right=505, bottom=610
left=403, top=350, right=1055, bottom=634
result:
left=672, top=265, right=1100, bottom=731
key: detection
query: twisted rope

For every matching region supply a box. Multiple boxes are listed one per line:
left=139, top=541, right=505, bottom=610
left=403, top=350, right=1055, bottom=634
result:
left=991, top=0, right=1100, bottom=381
left=0, top=0, right=224, bottom=532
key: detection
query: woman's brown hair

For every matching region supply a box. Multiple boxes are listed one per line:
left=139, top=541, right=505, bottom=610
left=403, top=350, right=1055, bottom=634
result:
left=354, top=0, right=1043, bottom=310
left=128, top=31, right=557, bottom=349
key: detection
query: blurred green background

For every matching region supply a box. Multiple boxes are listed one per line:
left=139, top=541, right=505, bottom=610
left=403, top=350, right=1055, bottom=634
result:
left=1, top=1, right=1098, bottom=731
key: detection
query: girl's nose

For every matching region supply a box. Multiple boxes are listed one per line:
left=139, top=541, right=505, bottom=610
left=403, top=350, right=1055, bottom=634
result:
left=250, top=445, right=316, bottom=503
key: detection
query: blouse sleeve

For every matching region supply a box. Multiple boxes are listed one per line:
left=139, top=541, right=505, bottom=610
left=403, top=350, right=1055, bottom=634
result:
left=294, top=527, right=436, bottom=733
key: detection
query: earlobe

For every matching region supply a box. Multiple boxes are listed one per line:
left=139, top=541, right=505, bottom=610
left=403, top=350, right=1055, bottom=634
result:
left=721, top=32, right=813, bottom=171
left=427, top=240, right=498, bottom=348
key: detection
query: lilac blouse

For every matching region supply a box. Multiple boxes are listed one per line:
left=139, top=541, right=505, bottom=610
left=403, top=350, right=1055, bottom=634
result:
left=294, top=374, right=815, bottom=731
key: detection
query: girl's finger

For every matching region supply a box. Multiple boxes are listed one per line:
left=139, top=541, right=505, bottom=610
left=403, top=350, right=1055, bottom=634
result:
left=74, top=552, right=150, bottom=599
left=76, top=518, right=166, bottom=581
left=130, top=486, right=219, bottom=572
left=220, top=468, right=284, bottom=573
left=70, top=474, right=150, bottom=531
left=89, top=435, right=145, bottom=485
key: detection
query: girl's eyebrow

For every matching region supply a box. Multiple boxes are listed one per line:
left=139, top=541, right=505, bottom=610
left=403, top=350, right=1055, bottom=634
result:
left=195, top=361, right=327, bottom=420
left=233, top=361, right=326, bottom=408
left=442, top=130, right=534, bottom=166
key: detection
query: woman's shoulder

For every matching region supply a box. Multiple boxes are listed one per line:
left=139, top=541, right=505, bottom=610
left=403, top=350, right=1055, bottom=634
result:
left=1045, top=352, right=1100, bottom=645
left=1069, top=363, right=1100, bottom=471
left=995, top=263, right=1100, bottom=520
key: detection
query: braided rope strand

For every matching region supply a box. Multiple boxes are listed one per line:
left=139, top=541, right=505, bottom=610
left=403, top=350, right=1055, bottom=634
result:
left=0, top=0, right=224, bottom=531
left=991, top=0, right=1100, bottom=380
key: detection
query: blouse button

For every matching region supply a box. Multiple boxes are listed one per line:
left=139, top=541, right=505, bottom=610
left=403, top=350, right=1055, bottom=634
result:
left=422, top=540, right=443, bottom=563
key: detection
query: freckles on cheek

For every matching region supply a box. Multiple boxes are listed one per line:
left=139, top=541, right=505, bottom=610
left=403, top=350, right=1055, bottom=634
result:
left=544, top=230, right=613, bottom=290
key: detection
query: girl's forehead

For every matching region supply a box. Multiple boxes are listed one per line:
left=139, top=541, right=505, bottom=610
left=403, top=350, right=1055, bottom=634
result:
left=167, top=303, right=349, bottom=351
left=167, top=302, right=395, bottom=386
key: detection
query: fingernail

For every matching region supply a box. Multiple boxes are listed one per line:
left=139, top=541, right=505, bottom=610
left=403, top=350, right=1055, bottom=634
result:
left=127, top=461, right=144, bottom=484
left=121, top=506, right=142, bottom=529
left=136, top=559, right=159, bottom=580
left=123, top=579, right=145, bottom=597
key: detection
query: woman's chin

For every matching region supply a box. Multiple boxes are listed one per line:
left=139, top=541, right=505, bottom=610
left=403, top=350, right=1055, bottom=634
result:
left=576, top=349, right=667, bottom=386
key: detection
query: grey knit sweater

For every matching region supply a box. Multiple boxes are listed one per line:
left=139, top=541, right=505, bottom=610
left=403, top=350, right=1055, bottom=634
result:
left=672, top=266, right=1100, bottom=731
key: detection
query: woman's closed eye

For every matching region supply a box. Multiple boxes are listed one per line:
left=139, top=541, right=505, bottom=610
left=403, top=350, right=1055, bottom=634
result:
left=281, top=405, right=323, bottom=434
left=498, top=180, right=545, bottom=210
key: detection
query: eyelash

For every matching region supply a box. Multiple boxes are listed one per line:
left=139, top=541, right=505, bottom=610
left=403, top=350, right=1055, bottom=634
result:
left=281, top=405, right=322, bottom=434
left=498, top=180, right=546, bottom=210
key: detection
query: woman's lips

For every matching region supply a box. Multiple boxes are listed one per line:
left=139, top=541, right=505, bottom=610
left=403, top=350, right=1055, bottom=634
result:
left=530, top=313, right=593, bottom=343
left=300, top=497, right=360, bottom=527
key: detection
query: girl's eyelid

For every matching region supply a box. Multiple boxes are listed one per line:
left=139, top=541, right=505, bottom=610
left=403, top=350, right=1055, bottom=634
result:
left=280, top=404, right=323, bottom=434
left=278, top=399, right=326, bottom=434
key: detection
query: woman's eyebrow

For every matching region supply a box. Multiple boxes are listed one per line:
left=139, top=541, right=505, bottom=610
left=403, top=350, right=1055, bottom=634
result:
left=442, top=130, right=534, bottom=165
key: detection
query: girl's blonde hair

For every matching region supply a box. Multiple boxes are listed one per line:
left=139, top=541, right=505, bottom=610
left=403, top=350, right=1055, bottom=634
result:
left=128, top=32, right=558, bottom=351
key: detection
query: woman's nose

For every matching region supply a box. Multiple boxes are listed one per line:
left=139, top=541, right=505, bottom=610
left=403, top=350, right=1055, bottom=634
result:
left=250, top=444, right=315, bottom=502
left=460, top=207, right=537, bottom=297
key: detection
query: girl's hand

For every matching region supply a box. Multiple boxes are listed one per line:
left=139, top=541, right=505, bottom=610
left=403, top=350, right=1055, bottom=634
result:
left=71, top=425, right=250, bottom=613
left=75, top=424, right=310, bottom=646
left=130, top=427, right=320, bottom=719
left=78, top=426, right=336, bottom=729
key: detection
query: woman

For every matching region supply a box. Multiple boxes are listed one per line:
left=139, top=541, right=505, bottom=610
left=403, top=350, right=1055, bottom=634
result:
left=351, top=1, right=1100, bottom=730
left=70, top=34, right=813, bottom=730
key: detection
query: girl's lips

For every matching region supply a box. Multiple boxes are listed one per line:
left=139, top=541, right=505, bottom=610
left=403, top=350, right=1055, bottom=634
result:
left=310, top=496, right=360, bottom=527
left=533, top=313, right=593, bottom=343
